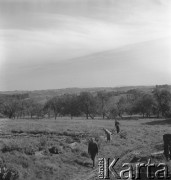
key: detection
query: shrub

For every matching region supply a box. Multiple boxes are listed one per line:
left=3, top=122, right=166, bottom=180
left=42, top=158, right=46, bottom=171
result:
left=1, top=143, right=21, bottom=153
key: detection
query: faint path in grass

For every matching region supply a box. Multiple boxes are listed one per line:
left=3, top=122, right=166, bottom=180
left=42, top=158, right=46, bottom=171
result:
left=71, top=145, right=145, bottom=180
left=72, top=167, right=98, bottom=180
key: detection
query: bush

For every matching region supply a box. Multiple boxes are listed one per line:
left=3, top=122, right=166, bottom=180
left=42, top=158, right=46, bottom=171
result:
left=23, top=146, right=35, bottom=155
left=1, top=143, right=21, bottom=153
left=1, top=141, right=37, bottom=155
left=0, top=162, right=19, bottom=180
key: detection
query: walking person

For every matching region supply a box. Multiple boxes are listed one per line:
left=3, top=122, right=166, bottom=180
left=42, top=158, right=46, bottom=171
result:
left=88, top=138, right=98, bottom=168
left=115, top=120, right=120, bottom=134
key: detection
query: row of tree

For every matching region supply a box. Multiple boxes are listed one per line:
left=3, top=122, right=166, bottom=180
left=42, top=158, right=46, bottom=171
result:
left=0, top=85, right=171, bottom=119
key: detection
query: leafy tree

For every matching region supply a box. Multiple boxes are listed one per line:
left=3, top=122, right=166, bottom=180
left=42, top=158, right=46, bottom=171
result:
left=153, top=85, right=171, bottom=117
left=132, top=94, right=155, bottom=117
left=25, top=99, right=44, bottom=119
left=0, top=94, right=29, bottom=119
left=107, top=104, right=119, bottom=119
left=1, top=99, right=20, bottom=119
left=44, top=99, right=53, bottom=118
left=46, top=97, right=62, bottom=119
left=125, top=90, right=140, bottom=115
left=78, top=92, right=97, bottom=119
left=61, top=94, right=81, bottom=119
left=116, top=96, right=127, bottom=118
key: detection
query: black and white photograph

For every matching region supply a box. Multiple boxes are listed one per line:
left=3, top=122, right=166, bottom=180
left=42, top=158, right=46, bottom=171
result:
left=0, top=0, right=171, bottom=179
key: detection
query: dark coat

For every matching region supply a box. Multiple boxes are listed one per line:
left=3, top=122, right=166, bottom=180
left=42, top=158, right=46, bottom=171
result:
left=88, top=140, right=98, bottom=160
left=163, top=134, right=171, bottom=160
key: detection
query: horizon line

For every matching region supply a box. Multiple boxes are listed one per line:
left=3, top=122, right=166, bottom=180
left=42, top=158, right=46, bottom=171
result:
left=0, top=84, right=170, bottom=93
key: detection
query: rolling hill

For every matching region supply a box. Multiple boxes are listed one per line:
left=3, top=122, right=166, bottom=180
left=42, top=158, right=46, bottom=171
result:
left=0, top=85, right=167, bottom=104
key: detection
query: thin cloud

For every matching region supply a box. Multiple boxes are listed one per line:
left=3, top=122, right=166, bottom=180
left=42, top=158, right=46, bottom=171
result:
left=0, top=0, right=171, bottom=90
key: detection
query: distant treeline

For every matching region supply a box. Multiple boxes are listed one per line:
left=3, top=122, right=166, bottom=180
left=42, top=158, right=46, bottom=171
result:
left=0, top=85, right=171, bottom=119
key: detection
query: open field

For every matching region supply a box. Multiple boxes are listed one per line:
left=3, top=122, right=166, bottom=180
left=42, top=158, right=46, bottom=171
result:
left=0, top=117, right=171, bottom=180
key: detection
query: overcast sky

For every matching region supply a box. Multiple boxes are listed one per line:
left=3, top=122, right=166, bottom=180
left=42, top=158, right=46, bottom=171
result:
left=0, top=0, right=171, bottom=91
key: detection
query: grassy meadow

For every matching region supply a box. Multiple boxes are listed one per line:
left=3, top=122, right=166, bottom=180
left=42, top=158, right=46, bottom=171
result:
left=0, top=117, right=171, bottom=180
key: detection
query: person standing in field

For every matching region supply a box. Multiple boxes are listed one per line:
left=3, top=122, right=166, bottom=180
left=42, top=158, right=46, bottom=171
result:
left=88, top=138, right=98, bottom=168
left=115, top=120, right=120, bottom=134
left=102, top=128, right=112, bottom=142
left=163, top=134, right=171, bottom=161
